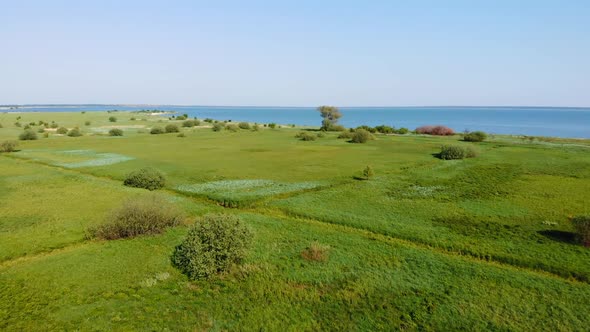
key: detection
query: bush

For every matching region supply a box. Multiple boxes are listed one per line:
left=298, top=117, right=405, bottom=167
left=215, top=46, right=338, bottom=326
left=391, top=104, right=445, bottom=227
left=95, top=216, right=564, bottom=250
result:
left=24, top=125, right=31, bottom=130
left=212, top=123, right=224, bottom=132
left=0, top=140, right=18, bottom=152
left=375, top=125, right=394, bottom=134
left=43, top=132, right=49, bottom=138
left=14, top=122, right=22, bottom=127
left=90, top=195, right=182, bottom=240
left=351, top=129, right=373, bottom=143
left=438, top=145, right=477, bottom=160
left=295, top=132, right=316, bottom=141
left=397, top=127, right=409, bottom=134
left=177, top=132, right=186, bottom=138
left=37, top=128, right=45, bottom=133
left=238, top=122, right=250, bottom=130
left=165, top=124, right=180, bottom=133
left=252, top=124, right=260, bottom=131
left=19, top=130, right=38, bottom=140
left=123, top=167, right=166, bottom=190
left=171, top=214, right=252, bottom=280
left=109, top=128, right=124, bottom=136
left=463, top=131, right=487, bottom=142
left=130, top=117, right=136, bottom=121
left=329, top=124, right=347, bottom=132
left=416, top=125, right=455, bottom=136
left=356, top=125, right=377, bottom=133
left=56, top=127, right=68, bottom=134
left=109, top=116, right=117, bottom=122
left=50, top=123, right=59, bottom=129
left=301, top=242, right=330, bottom=262
left=338, top=131, right=354, bottom=139
left=268, top=123, right=277, bottom=129
left=571, top=215, right=590, bottom=247
left=182, top=120, right=200, bottom=127
left=0, top=123, right=4, bottom=128
left=67, top=128, right=83, bottom=137
left=85, top=121, right=91, bottom=126
left=363, top=165, right=375, bottom=180
left=150, top=126, right=165, bottom=134
left=225, top=124, right=239, bottom=132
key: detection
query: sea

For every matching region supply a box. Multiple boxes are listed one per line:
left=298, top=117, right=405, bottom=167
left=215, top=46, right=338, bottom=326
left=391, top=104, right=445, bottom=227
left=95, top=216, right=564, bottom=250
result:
left=2, top=105, right=589, bottom=138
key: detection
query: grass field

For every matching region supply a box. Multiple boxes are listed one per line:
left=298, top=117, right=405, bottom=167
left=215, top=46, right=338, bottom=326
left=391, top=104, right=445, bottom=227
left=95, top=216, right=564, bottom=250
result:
left=1, top=111, right=589, bottom=331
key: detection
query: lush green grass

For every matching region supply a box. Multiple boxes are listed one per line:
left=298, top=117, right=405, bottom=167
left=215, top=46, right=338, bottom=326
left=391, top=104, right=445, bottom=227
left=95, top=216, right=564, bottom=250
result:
left=1, top=111, right=589, bottom=330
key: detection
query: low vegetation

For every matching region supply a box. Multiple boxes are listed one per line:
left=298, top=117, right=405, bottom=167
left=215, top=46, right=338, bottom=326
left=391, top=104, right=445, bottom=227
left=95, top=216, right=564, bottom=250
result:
left=67, top=128, right=83, bottom=137
left=56, top=127, right=68, bottom=134
left=165, top=124, right=180, bottom=133
left=90, top=195, right=182, bottom=240
left=350, top=128, right=373, bottom=143
left=295, top=131, right=316, bottom=141
left=572, top=215, right=590, bottom=247
left=416, top=125, right=455, bottom=136
left=463, top=130, right=487, bottom=142
left=18, top=129, right=38, bottom=140
left=123, top=167, right=166, bottom=190
left=171, top=213, right=252, bottom=280
left=0, top=140, right=18, bottom=152
left=438, top=145, right=477, bottom=160
left=150, top=126, right=165, bottom=134
left=109, top=128, right=124, bottom=136
left=301, top=241, right=330, bottom=262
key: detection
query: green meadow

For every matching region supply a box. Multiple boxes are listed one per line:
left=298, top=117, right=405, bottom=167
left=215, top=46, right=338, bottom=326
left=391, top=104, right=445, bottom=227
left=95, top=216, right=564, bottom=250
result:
left=1, top=111, right=589, bottom=331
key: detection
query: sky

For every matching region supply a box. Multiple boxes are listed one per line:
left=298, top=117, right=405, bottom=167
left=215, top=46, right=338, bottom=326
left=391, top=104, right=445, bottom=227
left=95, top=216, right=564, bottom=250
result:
left=1, top=0, right=589, bottom=107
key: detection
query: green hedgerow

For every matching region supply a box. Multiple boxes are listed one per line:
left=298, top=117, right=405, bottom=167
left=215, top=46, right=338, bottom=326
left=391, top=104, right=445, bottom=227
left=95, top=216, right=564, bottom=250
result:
left=438, top=145, right=478, bottom=160
left=165, top=124, right=180, bottom=133
left=109, top=128, right=124, bottom=136
left=171, top=214, right=252, bottom=280
left=150, top=126, right=165, bottom=134
left=463, top=131, right=487, bottom=142
left=0, top=140, right=18, bottom=152
left=571, top=215, right=590, bottom=247
left=90, top=195, right=182, bottom=240
left=19, top=130, right=38, bottom=141
left=123, top=167, right=166, bottom=190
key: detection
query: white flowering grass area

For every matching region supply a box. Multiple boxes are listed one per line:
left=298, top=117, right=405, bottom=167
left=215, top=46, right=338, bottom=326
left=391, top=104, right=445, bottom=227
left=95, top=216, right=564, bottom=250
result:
left=176, top=179, right=323, bottom=207
left=14, top=149, right=134, bottom=168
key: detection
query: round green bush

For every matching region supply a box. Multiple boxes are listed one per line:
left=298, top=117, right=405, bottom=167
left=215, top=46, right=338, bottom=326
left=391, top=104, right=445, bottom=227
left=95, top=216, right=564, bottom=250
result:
left=182, top=119, right=200, bottom=127
left=571, top=215, right=590, bottom=247
left=225, top=124, right=239, bottom=132
left=109, top=116, right=117, bottom=122
left=109, top=128, right=124, bottom=136
left=171, top=214, right=252, bottom=280
left=438, top=145, right=477, bottom=160
left=19, top=130, right=38, bottom=141
left=150, top=126, right=165, bottom=134
left=295, top=131, right=316, bottom=141
left=212, top=123, right=224, bottom=132
left=463, top=131, right=487, bottom=142
left=84, top=121, right=91, bottom=126
left=67, top=128, right=83, bottom=137
left=165, top=124, right=180, bottom=133
left=397, top=127, right=409, bottom=134
left=56, top=127, right=68, bottom=134
left=351, top=129, right=373, bottom=143
left=238, top=122, right=250, bottom=129
left=123, top=167, right=166, bottom=190
left=0, top=140, right=18, bottom=152
left=338, top=131, right=354, bottom=139
left=91, top=195, right=182, bottom=240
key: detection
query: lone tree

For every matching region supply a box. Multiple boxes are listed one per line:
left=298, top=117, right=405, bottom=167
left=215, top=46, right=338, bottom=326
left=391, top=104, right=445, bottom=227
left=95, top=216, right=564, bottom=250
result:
left=318, top=105, right=342, bottom=131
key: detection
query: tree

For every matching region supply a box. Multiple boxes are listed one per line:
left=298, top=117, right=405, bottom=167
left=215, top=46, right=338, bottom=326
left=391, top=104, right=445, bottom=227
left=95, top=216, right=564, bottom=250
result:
left=363, top=165, right=374, bottom=180
left=317, top=105, right=342, bottom=131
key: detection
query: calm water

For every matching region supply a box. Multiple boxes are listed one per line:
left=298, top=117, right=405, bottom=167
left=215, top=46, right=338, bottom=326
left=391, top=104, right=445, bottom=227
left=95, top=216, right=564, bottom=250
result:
left=3, top=105, right=589, bottom=138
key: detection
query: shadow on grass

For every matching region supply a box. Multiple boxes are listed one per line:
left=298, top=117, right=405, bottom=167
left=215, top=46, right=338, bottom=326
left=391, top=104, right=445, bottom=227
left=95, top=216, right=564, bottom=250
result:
left=538, top=230, right=578, bottom=245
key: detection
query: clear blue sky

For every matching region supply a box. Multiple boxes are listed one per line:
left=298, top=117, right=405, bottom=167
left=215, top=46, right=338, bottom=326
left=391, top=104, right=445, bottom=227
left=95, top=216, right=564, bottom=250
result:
left=1, top=0, right=589, bottom=106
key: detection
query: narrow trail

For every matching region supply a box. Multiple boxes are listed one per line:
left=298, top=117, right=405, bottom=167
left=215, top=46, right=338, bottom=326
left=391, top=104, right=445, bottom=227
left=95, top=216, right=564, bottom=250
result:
left=1, top=154, right=587, bottom=285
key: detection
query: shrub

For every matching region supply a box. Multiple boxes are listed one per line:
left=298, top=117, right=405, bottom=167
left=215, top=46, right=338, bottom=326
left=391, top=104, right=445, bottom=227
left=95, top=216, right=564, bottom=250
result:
left=225, top=124, right=239, bottom=132
left=130, top=117, right=136, bottom=121
left=463, top=131, right=487, bottom=142
left=182, top=120, right=200, bottom=127
left=171, top=214, right=252, bottom=280
left=351, top=129, right=373, bottom=143
left=150, top=126, right=165, bottom=134
left=165, top=124, right=180, bottom=133
left=0, top=140, right=18, bottom=152
left=123, top=167, right=166, bottom=190
left=84, top=121, right=91, bottom=126
left=438, top=145, right=477, bottom=160
left=397, top=127, right=409, bottom=134
left=109, top=128, right=124, bottom=136
left=14, top=122, right=22, bottom=127
left=212, top=123, right=224, bottom=132
left=56, top=127, right=68, bottom=134
left=238, top=122, right=250, bottom=130
left=375, top=125, right=394, bottom=134
left=252, top=124, right=260, bottom=131
left=329, top=124, right=347, bottom=132
left=363, top=165, right=375, bottom=180
left=204, top=118, right=214, bottom=123
left=109, top=116, right=117, bottom=122
left=43, top=132, right=49, bottom=138
left=338, top=131, right=354, bottom=139
left=90, top=195, right=182, bottom=240
left=416, top=125, right=455, bottom=136
left=50, top=123, right=59, bottom=129
left=19, top=130, right=38, bottom=140
left=301, top=242, right=330, bottom=262
left=571, top=215, right=590, bottom=247
left=0, top=123, right=4, bottom=128
left=356, top=125, right=377, bottom=133
left=37, top=128, right=45, bottom=133
left=317, top=131, right=325, bottom=138
left=177, top=132, right=186, bottom=138
left=67, top=128, right=83, bottom=137
left=268, top=123, right=277, bottom=129
left=295, top=132, right=316, bottom=141
left=24, top=125, right=31, bottom=130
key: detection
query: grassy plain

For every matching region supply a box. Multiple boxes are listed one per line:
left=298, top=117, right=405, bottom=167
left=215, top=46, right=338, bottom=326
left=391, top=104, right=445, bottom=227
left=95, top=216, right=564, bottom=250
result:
left=0, top=111, right=589, bottom=330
